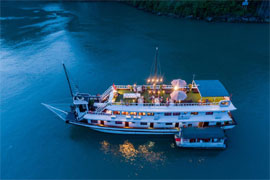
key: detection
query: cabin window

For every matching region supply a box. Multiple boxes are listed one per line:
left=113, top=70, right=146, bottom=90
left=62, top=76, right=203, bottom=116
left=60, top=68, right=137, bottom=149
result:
left=140, top=122, right=147, bottom=125
left=216, top=122, right=221, bottom=126
left=115, top=121, right=122, bottom=124
left=130, top=112, right=137, bottom=115
left=190, top=139, right=196, bottom=143
left=138, top=112, right=146, bottom=116
left=164, top=113, right=172, bottom=116
left=91, top=120, right=98, bottom=123
left=173, top=112, right=180, bottom=116
left=122, top=111, right=129, bottom=115
left=107, top=121, right=111, bottom=123
left=224, top=121, right=230, bottom=125
left=191, top=112, right=198, bottom=115
left=206, top=112, right=213, bottom=115
left=147, top=112, right=154, bottom=116
left=113, top=111, right=120, bottom=115
left=165, top=123, right=173, bottom=125
left=188, top=124, right=192, bottom=127
left=221, top=101, right=229, bottom=106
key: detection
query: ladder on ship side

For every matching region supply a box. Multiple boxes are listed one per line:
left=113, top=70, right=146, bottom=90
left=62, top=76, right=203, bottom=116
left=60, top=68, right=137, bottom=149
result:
left=100, top=86, right=113, bottom=102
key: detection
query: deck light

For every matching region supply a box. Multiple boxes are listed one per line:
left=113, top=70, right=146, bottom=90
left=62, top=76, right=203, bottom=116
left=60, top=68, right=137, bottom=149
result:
left=174, top=86, right=178, bottom=91
left=147, top=79, right=150, bottom=83
left=160, top=78, right=163, bottom=82
left=152, top=78, right=155, bottom=82
left=162, top=90, right=165, bottom=94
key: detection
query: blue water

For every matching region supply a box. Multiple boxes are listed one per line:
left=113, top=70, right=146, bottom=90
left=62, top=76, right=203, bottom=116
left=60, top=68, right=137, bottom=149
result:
left=1, top=2, right=269, bottom=179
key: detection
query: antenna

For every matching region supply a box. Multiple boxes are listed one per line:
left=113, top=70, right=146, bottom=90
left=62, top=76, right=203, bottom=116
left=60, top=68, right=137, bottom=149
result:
left=62, top=63, right=74, bottom=98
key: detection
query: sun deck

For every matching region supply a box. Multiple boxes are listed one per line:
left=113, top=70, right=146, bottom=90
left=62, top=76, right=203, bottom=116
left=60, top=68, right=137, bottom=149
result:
left=114, top=87, right=201, bottom=104
left=109, top=84, right=228, bottom=105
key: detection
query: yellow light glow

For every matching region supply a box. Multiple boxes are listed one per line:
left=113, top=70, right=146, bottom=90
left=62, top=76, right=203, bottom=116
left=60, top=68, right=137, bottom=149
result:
left=160, top=78, right=163, bottom=82
left=147, top=79, right=150, bottom=83
left=162, top=90, right=165, bottom=93
left=149, top=90, right=151, bottom=94
left=174, top=86, right=178, bottom=91
left=134, top=84, right=136, bottom=87
left=158, top=91, right=160, bottom=94
left=152, top=78, right=155, bottom=82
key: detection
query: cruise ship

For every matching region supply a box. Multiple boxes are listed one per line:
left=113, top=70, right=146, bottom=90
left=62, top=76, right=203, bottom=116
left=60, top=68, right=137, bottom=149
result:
left=43, top=48, right=237, bottom=135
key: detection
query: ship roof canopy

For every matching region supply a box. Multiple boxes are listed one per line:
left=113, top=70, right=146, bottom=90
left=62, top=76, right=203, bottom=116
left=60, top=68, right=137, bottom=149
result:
left=194, top=80, right=229, bottom=97
left=181, top=127, right=225, bottom=139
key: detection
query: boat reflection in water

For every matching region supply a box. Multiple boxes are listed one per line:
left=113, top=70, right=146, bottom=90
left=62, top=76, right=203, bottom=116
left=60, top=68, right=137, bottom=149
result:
left=100, top=140, right=166, bottom=165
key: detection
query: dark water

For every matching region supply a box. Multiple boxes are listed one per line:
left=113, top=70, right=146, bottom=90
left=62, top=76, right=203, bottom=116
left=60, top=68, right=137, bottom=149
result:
left=1, top=2, right=269, bottom=179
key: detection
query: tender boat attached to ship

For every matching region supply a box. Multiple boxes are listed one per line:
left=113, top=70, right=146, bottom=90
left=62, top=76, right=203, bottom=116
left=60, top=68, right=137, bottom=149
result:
left=174, top=127, right=226, bottom=149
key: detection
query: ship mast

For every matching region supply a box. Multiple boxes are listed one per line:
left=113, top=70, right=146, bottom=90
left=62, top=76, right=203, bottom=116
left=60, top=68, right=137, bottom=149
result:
left=154, top=47, right=158, bottom=79
left=147, top=47, right=163, bottom=96
left=62, top=63, right=74, bottom=98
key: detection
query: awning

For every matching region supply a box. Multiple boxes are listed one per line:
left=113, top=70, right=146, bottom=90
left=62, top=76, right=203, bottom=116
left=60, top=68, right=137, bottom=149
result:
left=194, top=80, right=229, bottom=97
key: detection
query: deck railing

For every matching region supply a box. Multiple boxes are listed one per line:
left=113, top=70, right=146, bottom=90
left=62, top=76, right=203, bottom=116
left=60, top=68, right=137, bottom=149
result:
left=115, top=84, right=196, bottom=90
left=88, top=111, right=111, bottom=116
left=110, top=102, right=220, bottom=107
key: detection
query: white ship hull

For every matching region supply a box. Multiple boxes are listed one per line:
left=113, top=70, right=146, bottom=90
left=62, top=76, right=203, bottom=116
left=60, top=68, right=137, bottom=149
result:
left=70, top=121, right=179, bottom=134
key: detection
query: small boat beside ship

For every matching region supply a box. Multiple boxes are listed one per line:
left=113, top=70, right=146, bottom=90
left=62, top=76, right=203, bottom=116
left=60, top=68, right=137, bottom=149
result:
left=174, top=127, right=226, bottom=149
left=43, top=47, right=237, bottom=149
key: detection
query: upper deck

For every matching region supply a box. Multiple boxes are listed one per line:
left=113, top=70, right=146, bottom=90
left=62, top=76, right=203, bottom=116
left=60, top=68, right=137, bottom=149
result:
left=97, top=80, right=235, bottom=112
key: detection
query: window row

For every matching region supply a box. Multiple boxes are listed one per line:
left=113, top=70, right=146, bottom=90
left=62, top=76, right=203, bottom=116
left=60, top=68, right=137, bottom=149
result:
left=113, top=111, right=215, bottom=116
left=91, top=120, right=175, bottom=126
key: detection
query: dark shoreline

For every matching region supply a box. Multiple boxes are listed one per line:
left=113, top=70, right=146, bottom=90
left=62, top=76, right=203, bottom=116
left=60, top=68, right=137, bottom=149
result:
left=124, top=1, right=270, bottom=24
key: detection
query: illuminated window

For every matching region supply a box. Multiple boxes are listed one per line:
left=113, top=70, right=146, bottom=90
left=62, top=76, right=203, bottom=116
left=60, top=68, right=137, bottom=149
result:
left=147, top=112, right=154, bottom=116
left=191, top=112, right=198, bottom=115
left=130, top=112, right=137, bottom=115
left=113, top=111, right=120, bottom=115
left=138, top=112, right=146, bottom=116
left=122, top=111, right=129, bottom=115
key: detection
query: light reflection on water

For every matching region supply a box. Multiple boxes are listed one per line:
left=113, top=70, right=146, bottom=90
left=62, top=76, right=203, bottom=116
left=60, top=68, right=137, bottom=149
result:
left=100, top=140, right=166, bottom=165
